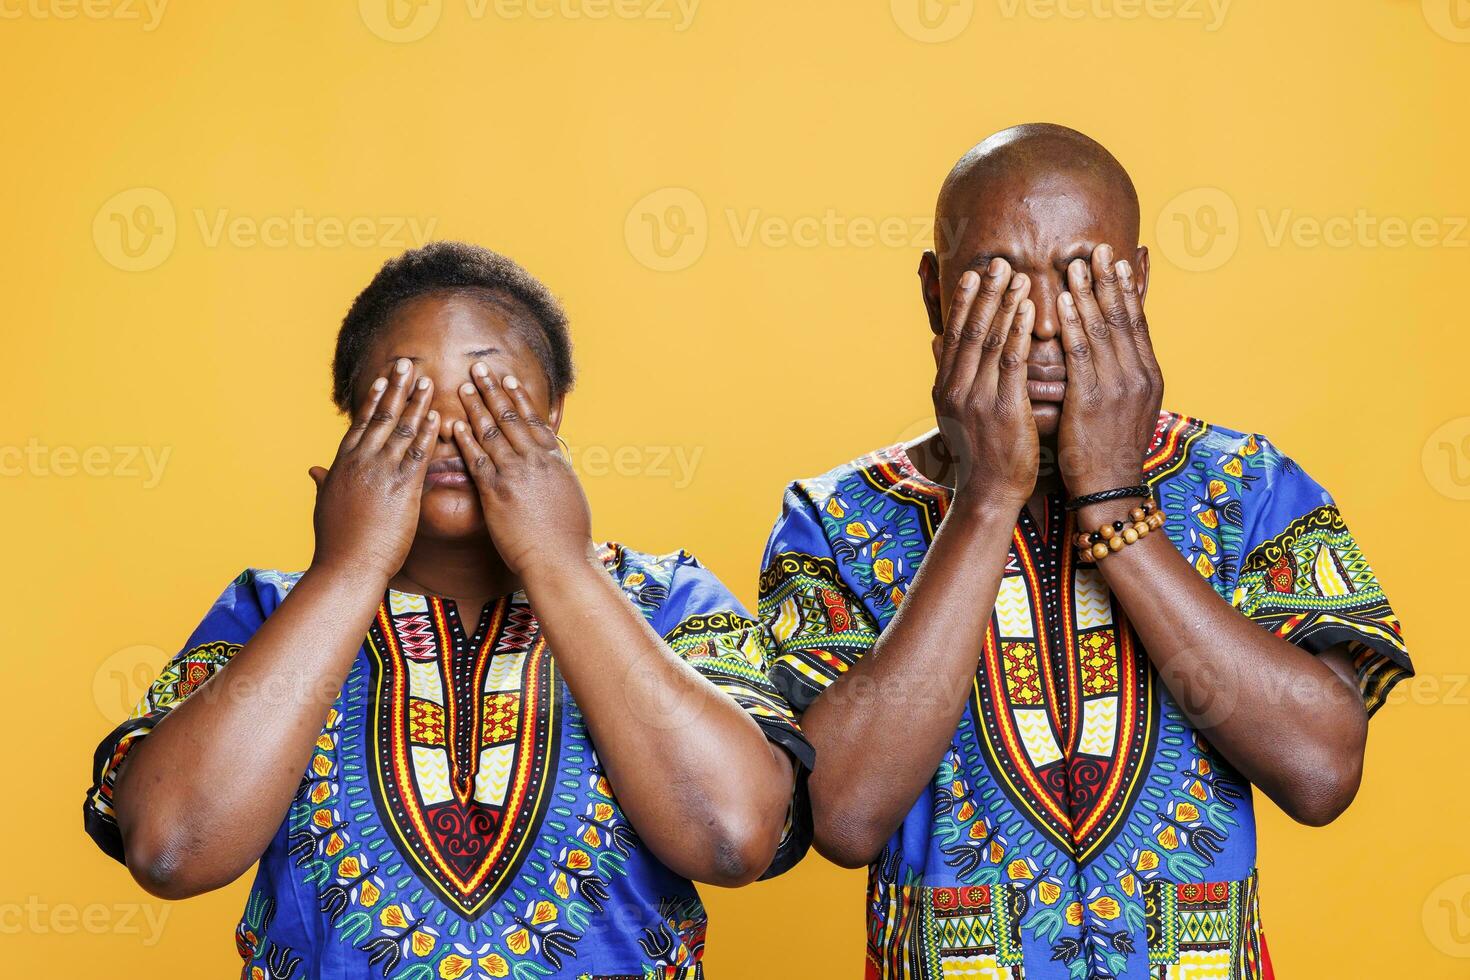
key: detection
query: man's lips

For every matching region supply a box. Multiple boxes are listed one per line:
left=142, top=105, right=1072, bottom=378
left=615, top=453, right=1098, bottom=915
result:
left=425, top=456, right=471, bottom=488
left=1026, top=364, right=1067, bottom=403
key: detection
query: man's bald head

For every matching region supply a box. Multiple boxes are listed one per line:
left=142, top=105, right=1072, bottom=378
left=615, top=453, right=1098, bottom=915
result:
left=935, top=123, right=1139, bottom=259
left=918, top=124, right=1150, bottom=438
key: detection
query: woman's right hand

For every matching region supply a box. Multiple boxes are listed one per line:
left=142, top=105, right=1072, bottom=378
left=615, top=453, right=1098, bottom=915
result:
left=308, top=357, right=438, bottom=579
left=931, top=258, right=1039, bottom=510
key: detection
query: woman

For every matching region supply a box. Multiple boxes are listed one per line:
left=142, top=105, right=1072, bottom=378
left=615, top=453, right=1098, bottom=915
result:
left=83, top=242, right=812, bottom=979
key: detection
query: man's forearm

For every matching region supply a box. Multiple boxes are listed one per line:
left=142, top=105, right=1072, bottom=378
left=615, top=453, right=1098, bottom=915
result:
left=800, top=496, right=1020, bottom=866
left=1081, top=502, right=1368, bottom=824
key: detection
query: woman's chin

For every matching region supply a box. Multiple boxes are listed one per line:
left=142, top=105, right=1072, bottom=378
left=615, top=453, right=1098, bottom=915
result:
left=417, top=491, right=487, bottom=541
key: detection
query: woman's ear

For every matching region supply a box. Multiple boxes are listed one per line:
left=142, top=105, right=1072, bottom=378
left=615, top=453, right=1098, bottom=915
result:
left=547, top=394, right=566, bottom=434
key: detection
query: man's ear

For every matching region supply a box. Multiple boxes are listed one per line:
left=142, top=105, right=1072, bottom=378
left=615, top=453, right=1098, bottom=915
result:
left=919, top=250, right=944, bottom=336
left=1134, top=245, right=1151, bottom=304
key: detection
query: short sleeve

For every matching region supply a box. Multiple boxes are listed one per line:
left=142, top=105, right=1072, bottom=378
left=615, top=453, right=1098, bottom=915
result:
left=1227, top=439, right=1412, bottom=717
left=83, top=569, right=284, bottom=863
left=757, top=486, right=882, bottom=714
left=651, top=552, right=815, bottom=878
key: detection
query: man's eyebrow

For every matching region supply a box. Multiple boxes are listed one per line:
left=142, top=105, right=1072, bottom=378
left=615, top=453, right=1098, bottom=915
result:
left=967, top=252, right=1022, bottom=271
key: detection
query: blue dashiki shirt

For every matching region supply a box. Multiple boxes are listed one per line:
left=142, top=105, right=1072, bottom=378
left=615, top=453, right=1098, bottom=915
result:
left=757, top=412, right=1412, bottom=980
left=85, top=544, right=813, bottom=980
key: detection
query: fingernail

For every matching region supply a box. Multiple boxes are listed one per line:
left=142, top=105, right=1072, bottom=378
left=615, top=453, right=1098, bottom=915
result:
left=461, top=383, right=475, bottom=395
left=1009, top=274, right=1027, bottom=292
left=1060, top=292, right=1075, bottom=309
left=472, top=362, right=488, bottom=377
left=1097, top=244, right=1114, bottom=265
left=454, top=420, right=466, bottom=433
left=372, top=378, right=388, bottom=392
left=959, top=270, right=979, bottom=290
left=428, top=411, right=438, bottom=422
left=1117, top=260, right=1133, bottom=282
left=504, top=376, right=520, bottom=390
left=416, top=377, right=429, bottom=390
left=988, top=257, right=1005, bottom=277
left=395, top=358, right=411, bottom=374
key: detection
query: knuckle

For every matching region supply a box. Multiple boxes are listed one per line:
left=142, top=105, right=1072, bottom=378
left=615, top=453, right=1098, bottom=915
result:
left=392, top=423, right=415, bottom=440
left=980, top=330, right=1006, bottom=352
left=998, top=349, right=1023, bottom=370
left=498, top=409, right=521, bottom=423
left=1068, top=341, right=1092, bottom=360
left=480, top=423, right=501, bottom=442
left=369, top=410, right=395, bottom=425
left=406, top=445, right=428, bottom=462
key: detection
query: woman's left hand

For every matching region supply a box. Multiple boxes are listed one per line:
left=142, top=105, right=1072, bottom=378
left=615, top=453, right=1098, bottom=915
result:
left=453, top=363, right=595, bottom=576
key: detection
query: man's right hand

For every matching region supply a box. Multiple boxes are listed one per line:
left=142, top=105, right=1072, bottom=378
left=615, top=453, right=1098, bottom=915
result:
left=308, top=357, right=439, bottom=579
left=931, top=258, right=1039, bottom=510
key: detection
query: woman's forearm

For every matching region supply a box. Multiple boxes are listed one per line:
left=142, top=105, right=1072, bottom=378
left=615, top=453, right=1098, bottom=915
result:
left=113, top=562, right=388, bottom=898
left=523, top=556, right=793, bottom=886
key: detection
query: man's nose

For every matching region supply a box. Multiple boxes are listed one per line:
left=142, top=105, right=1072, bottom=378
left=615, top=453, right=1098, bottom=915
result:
left=1031, top=281, right=1061, bottom=342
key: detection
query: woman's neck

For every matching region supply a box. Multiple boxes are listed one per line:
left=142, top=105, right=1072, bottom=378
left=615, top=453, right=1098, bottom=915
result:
left=389, top=534, right=520, bottom=611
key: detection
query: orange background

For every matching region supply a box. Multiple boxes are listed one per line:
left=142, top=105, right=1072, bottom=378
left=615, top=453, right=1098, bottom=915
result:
left=3, top=1, right=1469, bottom=975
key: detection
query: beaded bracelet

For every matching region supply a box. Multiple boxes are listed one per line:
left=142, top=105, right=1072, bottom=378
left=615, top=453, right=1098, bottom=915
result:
left=1074, top=499, right=1166, bottom=563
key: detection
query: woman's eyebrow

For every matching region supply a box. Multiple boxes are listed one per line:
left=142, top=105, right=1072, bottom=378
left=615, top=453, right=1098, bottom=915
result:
left=465, top=347, right=500, bottom=358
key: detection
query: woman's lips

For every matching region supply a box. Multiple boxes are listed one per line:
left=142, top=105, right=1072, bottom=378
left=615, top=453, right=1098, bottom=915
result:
left=425, top=457, right=472, bottom=489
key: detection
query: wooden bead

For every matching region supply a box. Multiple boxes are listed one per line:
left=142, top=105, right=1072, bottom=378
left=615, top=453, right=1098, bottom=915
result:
left=1146, top=513, right=1165, bottom=529
left=1108, top=536, right=1126, bottom=552
left=1122, top=527, right=1139, bottom=544
left=1099, top=525, right=1115, bottom=540
left=1075, top=533, right=1094, bottom=549
left=1091, top=542, right=1111, bottom=560
left=1134, top=522, right=1150, bottom=536
left=1130, top=507, right=1147, bottom=522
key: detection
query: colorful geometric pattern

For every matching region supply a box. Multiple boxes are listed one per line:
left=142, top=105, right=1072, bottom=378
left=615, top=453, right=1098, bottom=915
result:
left=759, top=411, right=1411, bottom=980
left=83, top=551, right=813, bottom=979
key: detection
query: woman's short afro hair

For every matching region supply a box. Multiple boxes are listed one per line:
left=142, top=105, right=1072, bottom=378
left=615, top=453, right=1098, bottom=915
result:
left=332, top=242, right=574, bottom=412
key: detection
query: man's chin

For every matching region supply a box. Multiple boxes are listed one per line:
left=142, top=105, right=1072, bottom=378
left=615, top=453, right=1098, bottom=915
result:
left=1030, top=400, right=1061, bottom=436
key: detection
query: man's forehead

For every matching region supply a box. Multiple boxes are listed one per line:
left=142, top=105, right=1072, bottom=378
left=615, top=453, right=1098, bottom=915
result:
left=942, top=181, right=1130, bottom=270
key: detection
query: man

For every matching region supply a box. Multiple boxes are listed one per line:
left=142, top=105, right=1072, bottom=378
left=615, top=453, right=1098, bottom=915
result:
left=758, top=124, right=1411, bottom=979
